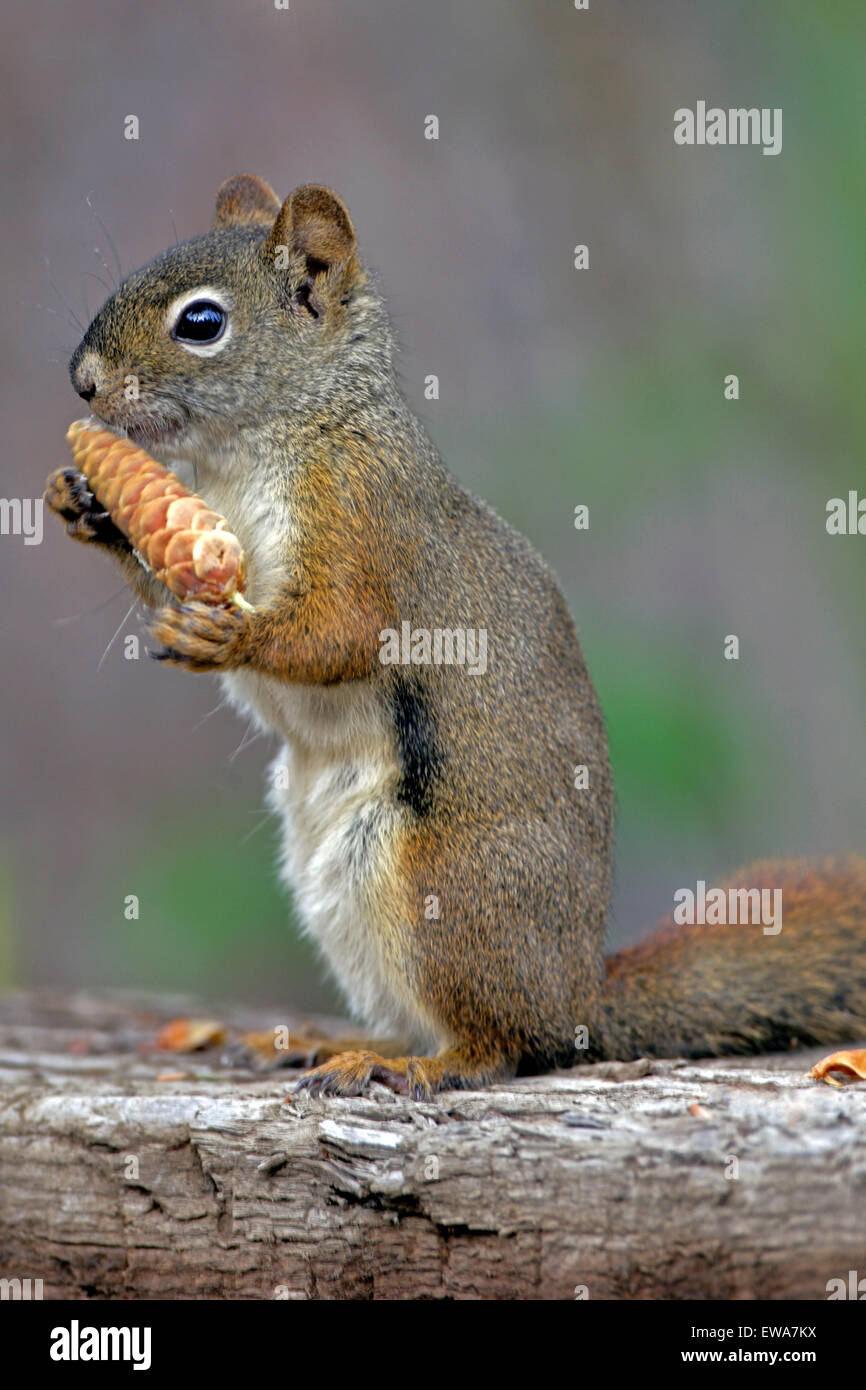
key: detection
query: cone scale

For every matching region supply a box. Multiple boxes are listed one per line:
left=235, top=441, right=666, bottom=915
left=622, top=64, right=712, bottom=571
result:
left=66, top=420, right=252, bottom=610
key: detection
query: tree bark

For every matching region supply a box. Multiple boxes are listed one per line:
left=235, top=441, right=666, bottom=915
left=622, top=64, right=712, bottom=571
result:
left=0, top=990, right=863, bottom=1300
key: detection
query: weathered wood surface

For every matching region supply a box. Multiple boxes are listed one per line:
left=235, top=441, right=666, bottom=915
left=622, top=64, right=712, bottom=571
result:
left=0, top=990, right=864, bottom=1300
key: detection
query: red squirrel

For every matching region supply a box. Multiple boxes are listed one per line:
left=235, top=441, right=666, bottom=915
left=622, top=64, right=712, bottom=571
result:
left=45, top=175, right=866, bottom=1098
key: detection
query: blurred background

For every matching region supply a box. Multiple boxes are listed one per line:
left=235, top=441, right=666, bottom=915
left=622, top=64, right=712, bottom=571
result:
left=1, top=0, right=863, bottom=1014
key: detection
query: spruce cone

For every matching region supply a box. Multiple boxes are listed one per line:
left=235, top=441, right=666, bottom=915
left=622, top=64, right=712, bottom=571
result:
left=66, top=420, right=249, bottom=608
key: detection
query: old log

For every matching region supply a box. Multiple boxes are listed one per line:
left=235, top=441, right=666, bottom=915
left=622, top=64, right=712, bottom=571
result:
left=0, top=990, right=864, bottom=1300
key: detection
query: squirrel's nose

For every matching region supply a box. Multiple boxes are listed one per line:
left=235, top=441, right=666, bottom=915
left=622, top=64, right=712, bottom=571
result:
left=70, top=348, right=105, bottom=404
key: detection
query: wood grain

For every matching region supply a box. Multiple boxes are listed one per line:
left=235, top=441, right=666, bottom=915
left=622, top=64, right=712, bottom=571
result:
left=0, top=991, right=864, bottom=1300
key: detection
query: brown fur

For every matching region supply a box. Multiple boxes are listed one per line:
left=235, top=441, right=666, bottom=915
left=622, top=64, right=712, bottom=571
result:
left=213, top=174, right=281, bottom=230
left=601, top=856, right=866, bottom=1059
left=47, top=174, right=866, bottom=1098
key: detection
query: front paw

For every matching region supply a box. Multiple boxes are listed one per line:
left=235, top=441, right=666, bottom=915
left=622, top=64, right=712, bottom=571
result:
left=44, top=466, right=127, bottom=548
left=148, top=600, right=252, bottom=672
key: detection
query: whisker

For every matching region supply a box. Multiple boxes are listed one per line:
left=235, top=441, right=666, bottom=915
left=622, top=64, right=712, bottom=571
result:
left=229, top=721, right=264, bottom=761
left=51, top=585, right=131, bottom=625
left=45, top=264, right=85, bottom=334
left=97, top=600, right=137, bottom=669
left=85, top=193, right=122, bottom=285
left=192, top=702, right=226, bottom=732
left=92, top=244, right=118, bottom=289
left=238, top=810, right=276, bottom=846
left=83, top=269, right=113, bottom=296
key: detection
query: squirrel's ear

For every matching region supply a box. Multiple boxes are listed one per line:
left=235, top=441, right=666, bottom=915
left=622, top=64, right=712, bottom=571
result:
left=213, top=174, right=281, bottom=229
left=263, top=185, right=357, bottom=278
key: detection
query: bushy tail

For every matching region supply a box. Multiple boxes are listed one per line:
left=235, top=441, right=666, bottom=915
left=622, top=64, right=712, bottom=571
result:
left=598, top=856, right=866, bottom=1059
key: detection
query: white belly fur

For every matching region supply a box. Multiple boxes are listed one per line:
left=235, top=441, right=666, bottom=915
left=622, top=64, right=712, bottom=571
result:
left=221, top=669, right=445, bottom=1050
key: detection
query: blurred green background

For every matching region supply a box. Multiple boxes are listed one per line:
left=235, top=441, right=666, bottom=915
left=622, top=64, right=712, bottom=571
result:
left=1, top=0, right=863, bottom=1014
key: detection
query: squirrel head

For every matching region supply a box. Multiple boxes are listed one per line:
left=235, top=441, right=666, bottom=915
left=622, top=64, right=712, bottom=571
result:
left=69, top=175, right=392, bottom=449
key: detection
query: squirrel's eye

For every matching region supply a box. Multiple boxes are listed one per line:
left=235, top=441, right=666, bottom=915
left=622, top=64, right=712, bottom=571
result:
left=172, top=299, right=227, bottom=344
